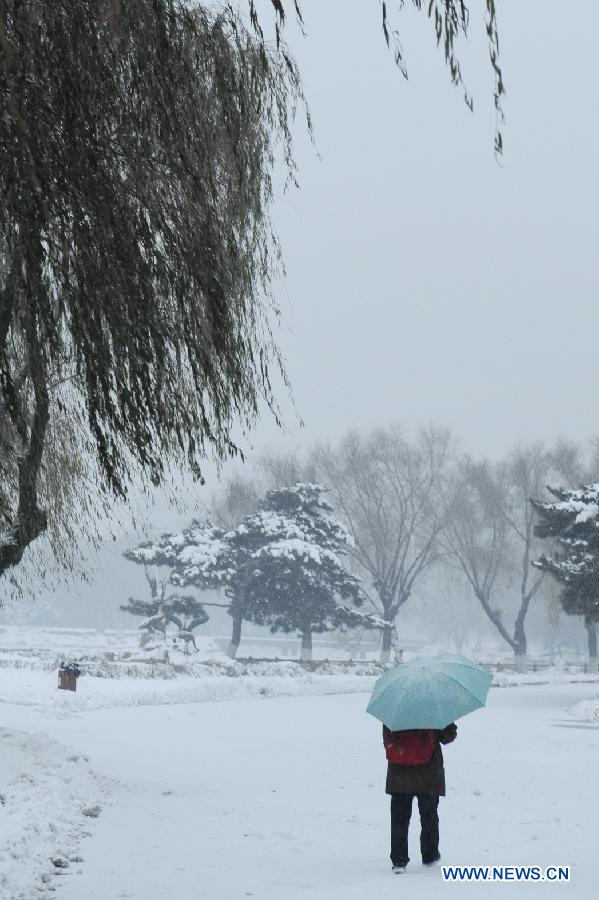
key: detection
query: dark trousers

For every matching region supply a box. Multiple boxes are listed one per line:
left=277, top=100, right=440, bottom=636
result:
left=390, top=793, right=440, bottom=866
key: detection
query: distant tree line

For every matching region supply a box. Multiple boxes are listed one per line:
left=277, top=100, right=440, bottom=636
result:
left=122, top=425, right=599, bottom=671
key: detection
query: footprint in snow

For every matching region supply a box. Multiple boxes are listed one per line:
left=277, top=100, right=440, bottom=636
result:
left=82, top=804, right=102, bottom=818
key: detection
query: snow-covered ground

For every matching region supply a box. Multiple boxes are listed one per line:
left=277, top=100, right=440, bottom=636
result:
left=0, top=665, right=381, bottom=715
left=3, top=661, right=598, bottom=718
left=0, top=728, right=102, bottom=899
left=2, top=677, right=598, bottom=899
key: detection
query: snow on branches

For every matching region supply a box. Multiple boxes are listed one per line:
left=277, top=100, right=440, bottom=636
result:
left=124, top=520, right=226, bottom=582
left=122, top=520, right=223, bottom=651
left=532, top=483, right=599, bottom=622
left=216, top=483, right=371, bottom=659
left=122, top=484, right=378, bottom=660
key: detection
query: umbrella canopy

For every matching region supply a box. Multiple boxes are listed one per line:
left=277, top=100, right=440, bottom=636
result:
left=366, top=652, right=493, bottom=731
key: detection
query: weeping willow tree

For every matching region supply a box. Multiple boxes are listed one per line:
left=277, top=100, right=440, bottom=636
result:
left=0, top=0, right=504, bottom=583
left=270, top=0, right=504, bottom=154
left=0, top=0, right=305, bottom=579
left=380, top=0, right=504, bottom=154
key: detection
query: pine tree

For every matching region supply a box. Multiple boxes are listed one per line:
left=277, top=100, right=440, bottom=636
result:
left=202, top=483, right=373, bottom=661
left=532, top=484, right=599, bottom=671
left=126, top=521, right=226, bottom=584
left=193, top=495, right=305, bottom=658
left=162, top=594, right=209, bottom=654
left=122, top=521, right=222, bottom=651
left=120, top=589, right=208, bottom=654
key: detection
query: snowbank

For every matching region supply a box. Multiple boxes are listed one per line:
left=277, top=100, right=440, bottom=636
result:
left=0, top=728, right=102, bottom=899
left=568, top=695, right=599, bottom=722
left=2, top=660, right=598, bottom=719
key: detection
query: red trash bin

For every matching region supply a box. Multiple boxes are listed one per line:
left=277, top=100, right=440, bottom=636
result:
left=58, top=663, right=81, bottom=691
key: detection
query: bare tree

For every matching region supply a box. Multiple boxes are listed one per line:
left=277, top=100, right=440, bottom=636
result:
left=442, top=459, right=513, bottom=658
left=444, top=453, right=562, bottom=669
left=494, top=444, right=552, bottom=666
left=315, top=425, right=456, bottom=664
left=547, top=438, right=588, bottom=489
left=257, top=449, right=318, bottom=490
left=210, top=474, right=263, bottom=532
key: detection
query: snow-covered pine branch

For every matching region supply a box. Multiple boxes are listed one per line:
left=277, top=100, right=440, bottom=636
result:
left=234, top=484, right=367, bottom=661
left=122, top=521, right=223, bottom=652
left=532, top=483, right=599, bottom=671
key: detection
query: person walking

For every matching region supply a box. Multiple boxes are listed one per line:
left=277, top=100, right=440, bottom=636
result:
left=383, top=723, right=457, bottom=873
left=367, top=652, right=490, bottom=873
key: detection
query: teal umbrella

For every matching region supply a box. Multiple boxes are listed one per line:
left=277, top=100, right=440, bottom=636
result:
left=366, top=652, right=493, bottom=730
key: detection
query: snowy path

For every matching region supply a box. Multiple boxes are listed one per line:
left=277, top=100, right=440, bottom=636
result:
left=3, top=683, right=598, bottom=899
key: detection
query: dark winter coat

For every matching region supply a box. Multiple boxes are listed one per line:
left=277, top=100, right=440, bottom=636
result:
left=383, top=723, right=457, bottom=796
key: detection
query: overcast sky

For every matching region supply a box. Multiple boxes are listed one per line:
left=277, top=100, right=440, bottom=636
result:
left=244, top=0, right=598, bottom=461
left=3, top=0, right=598, bottom=621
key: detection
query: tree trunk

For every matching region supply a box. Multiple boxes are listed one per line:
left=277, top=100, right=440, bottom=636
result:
left=380, top=601, right=403, bottom=665
left=0, top=262, right=16, bottom=348
left=0, top=233, right=51, bottom=579
left=380, top=622, right=393, bottom=666
left=390, top=624, right=403, bottom=665
left=0, top=351, right=49, bottom=578
left=585, top=618, right=598, bottom=674
left=227, top=612, right=242, bottom=659
left=300, top=629, right=312, bottom=662
left=474, top=589, right=518, bottom=657
left=513, top=618, right=528, bottom=672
